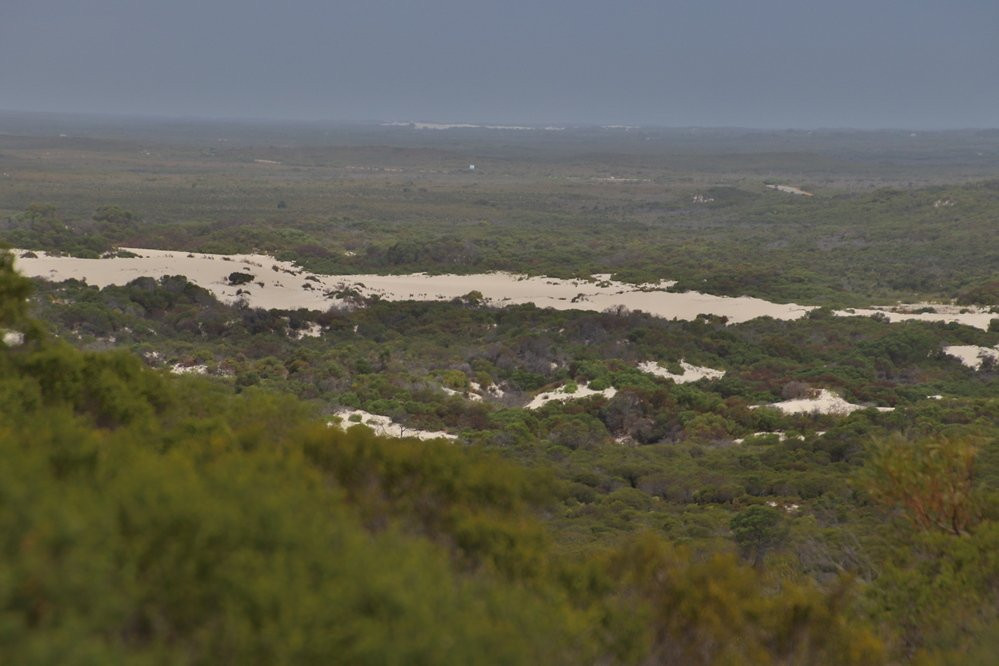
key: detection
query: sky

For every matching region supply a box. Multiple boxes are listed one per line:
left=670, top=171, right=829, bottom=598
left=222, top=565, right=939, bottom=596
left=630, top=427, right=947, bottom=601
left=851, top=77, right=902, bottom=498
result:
left=1, top=0, right=997, bottom=128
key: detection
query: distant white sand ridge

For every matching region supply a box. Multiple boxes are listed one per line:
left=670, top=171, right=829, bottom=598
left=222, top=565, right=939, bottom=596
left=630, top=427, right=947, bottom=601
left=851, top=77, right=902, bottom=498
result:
left=943, top=345, right=999, bottom=370
left=753, top=389, right=894, bottom=415
left=638, top=360, right=725, bottom=383
left=526, top=383, right=617, bottom=410
left=11, top=248, right=994, bottom=329
left=329, top=409, right=456, bottom=440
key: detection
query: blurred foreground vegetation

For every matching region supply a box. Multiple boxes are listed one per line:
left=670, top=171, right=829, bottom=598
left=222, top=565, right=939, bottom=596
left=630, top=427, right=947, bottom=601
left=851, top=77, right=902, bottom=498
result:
left=2, top=253, right=998, bottom=664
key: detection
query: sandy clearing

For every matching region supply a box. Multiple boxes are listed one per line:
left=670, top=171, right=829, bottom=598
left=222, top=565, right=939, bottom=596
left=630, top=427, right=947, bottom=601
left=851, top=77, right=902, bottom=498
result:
left=752, top=388, right=894, bottom=415
left=329, top=409, right=457, bottom=440
left=14, top=248, right=329, bottom=310
left=291, top=322, right=323, bottom=339
left=170, top=363, right=209, bottom=375
left=11, top=248, right=812, bottom=323
left=943, top=344, right=999, bottom=370
left=638, top=360, right=725, bottom=383
left=835, top=307, right=995, bottom=331
left=766, top=184, right=814, bottom=196
left=732, top=432, right=797, bottom=444
left=526, top=382, right=617, bottom=410
left=766, top=500, right=801, bottom=513
left=11, top=248, right=994, bottom=329
left=471, top=381, right=504, bottom=398
left=442, top=386, right=483, bottom=402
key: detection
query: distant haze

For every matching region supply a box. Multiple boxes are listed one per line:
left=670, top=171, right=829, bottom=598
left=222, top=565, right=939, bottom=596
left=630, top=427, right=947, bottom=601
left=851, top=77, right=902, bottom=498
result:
left=1, top=0, right=997, bottom=129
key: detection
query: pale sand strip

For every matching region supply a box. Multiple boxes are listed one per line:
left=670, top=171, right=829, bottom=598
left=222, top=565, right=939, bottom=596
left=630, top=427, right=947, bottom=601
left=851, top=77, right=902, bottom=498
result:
left=637, top=360, right=725, bottom=383
left=329, top=409, right=457, bottom=441
left=943, top=344, right=999, bottom=370
left=526, top=383, right=617, bottom=410
left=11, top=248, right=994, bottom=329
left=752, top=389, right=894, bottom=415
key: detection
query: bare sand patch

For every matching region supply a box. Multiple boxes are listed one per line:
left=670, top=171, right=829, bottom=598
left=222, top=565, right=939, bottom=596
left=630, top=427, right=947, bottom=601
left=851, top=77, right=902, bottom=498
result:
left=12, top=248, right=994, bottom=329
left=170, top=363, right=209, bottom=376
left=835, top=305, right=995, bottom=331
left=943, top=345, right=999, bottom=370
left=11, top=248, right=813, bottom=323
left=291, top=322, right=323, bottom=339
left=329, top=409, right=457, bottom=441
left=526, top=383, right=617, bottom=410
left=442, top=386, right=483, bottom=402
left=2, top=330, right=25, bottom=346
left=638, top=360, right=725, bottom=383
left=766, top=184, right=814, bottom=197
left=753, top=389, right=894, bottom=415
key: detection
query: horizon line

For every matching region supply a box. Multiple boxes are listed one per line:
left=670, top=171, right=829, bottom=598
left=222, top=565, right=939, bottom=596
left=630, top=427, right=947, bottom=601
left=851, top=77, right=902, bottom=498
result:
left=1, top=108, right=997, bottom=134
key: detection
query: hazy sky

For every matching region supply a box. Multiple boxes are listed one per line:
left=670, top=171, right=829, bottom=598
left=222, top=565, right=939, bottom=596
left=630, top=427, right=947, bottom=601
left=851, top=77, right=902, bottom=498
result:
left=2, top=0, right=997, bottom=128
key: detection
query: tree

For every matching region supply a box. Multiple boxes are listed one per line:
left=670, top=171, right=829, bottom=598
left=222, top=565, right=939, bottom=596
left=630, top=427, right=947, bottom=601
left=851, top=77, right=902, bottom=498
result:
left=863, top=434, right=981, bottom=536
left=730, top=505, right=788, bottom=568
left=0, top=249, right=32, bottom=328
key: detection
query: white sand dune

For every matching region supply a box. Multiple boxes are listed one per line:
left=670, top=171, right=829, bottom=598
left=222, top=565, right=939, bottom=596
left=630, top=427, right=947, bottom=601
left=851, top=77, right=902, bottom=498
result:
left=330, top=409, right=457, bottom=441
left=442, top=386, right=483, bottom=402
left=766, top=184, right=813, bottom=197
left=10, top=248, right=813, bottom=324
left=170, top=363, right=209, bottom=375
left=291, top=322, right=323, bottom=339
left=2, top=330, right=25, bottom=346
left=471, top=381, right=504, bottom=398
left=638, top=360, right=725, bottom=383
left=835, top=306, right=995, bottom=331
left=733, top=431, right=827, bottom=444
left=943, top=344, right=999, bottom=370
left=11, top=248, right=994, bottom=329
left=526, top=383, right=617, bottom=410
left=753, top=389, right=894, bottom=415
left=14, top=249, right=328, bottom=310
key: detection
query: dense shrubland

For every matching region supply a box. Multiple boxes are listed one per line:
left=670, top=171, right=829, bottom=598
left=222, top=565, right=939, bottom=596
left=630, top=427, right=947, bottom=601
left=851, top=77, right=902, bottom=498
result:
left=3, top=251, right=998, bottom=663
left=1, top=252, right=900, bottom=665
left=2, top=127, right=998, bottom=662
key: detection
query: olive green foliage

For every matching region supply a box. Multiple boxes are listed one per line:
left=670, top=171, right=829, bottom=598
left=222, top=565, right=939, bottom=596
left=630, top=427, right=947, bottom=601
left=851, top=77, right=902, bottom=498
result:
left=12, top=259, right=999, bottom=662
left=0, top=248, right=31, bottom=326
left=730, top=506, right=789, bottom=568
left=608, top=535, right=884, bottom=666
left=1, top=252, right=890, bottom=664
left=863, top=434, right=983, bottom=536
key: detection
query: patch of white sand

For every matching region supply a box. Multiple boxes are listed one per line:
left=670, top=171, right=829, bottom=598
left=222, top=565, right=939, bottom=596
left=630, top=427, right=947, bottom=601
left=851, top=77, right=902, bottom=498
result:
left=943, top=345, right=999, bottom=370
left=442, top=386, right=483, bottom=402
left=2, top=330, right=25, bottom=346
left=12, top=248, right=814, bottom=324
left=753, top=389, right=894, bottom=415
left=330, top=409, right=457, bottom=441
left=526, top=382, right=617, bottom=410
left=170, top=363, right=209, bottom=375
left=14, top=248, right=329, bottom=311
left=471, top=381, right=504, bottom=398
left=732, top=431, right=806, bottom=444
left=766, top=184, right=814, bottom=197
left=291, top=322, right=323, bottom=339
left=766, top=500, right=801, bottom=513
left=835, top=305, right=995, bottom=331
left=638, top=360, right=725, bottom=383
